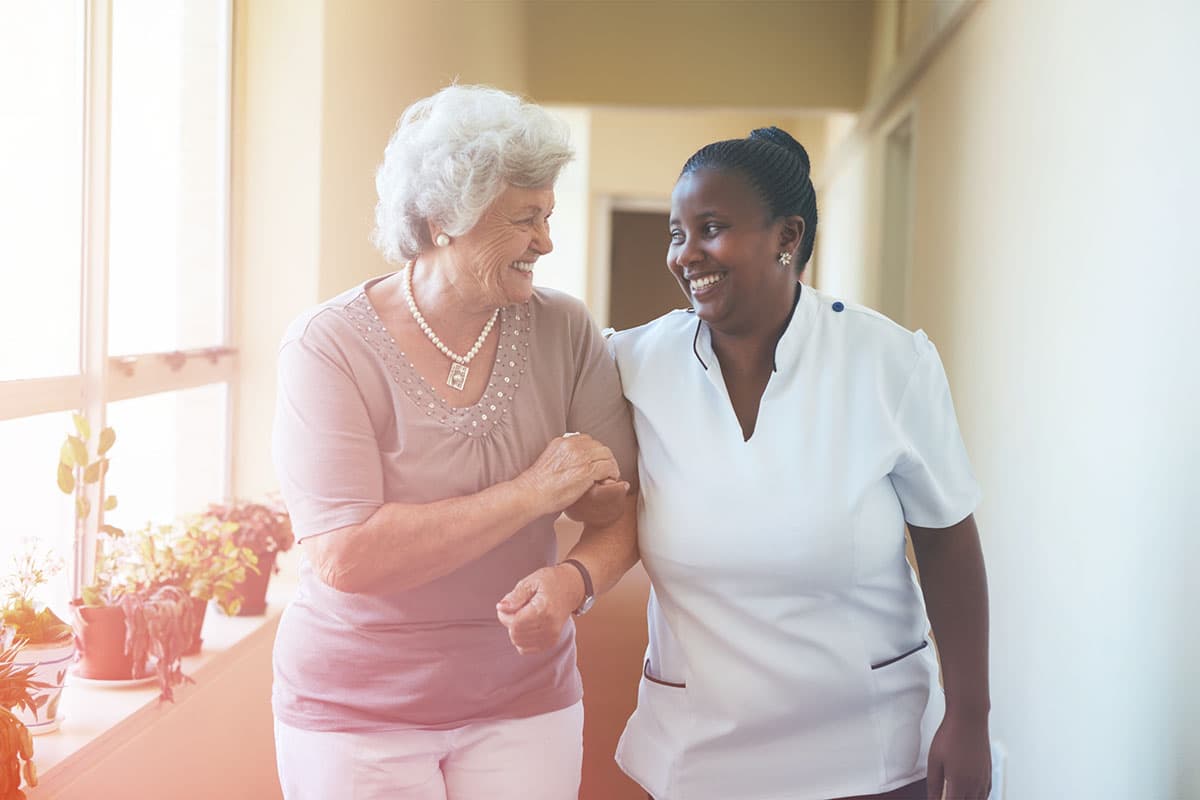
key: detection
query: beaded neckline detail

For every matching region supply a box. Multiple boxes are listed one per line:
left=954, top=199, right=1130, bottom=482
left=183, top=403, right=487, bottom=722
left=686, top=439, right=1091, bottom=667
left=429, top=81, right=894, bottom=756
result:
left=342, top=292, right=532, bottom=439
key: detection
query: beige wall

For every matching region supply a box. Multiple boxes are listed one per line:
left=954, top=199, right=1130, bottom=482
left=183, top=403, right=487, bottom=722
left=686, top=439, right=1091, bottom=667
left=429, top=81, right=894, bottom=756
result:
left=527, top=0, right=874, bottom=110
left=588, top=108, right=830, bottom=200
left=230, top=0, right=326, bottom=501
left=818, top=1, right=1200, bottom=797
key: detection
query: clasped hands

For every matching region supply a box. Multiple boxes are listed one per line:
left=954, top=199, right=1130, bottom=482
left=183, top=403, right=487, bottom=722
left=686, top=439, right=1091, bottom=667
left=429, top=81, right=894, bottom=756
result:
left=496, top=432, right=627, bottom=655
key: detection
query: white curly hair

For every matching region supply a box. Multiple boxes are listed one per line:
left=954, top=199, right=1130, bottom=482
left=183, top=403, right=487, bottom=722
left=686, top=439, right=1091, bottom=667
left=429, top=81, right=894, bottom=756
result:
left=371, top=85, right=574, bottom=264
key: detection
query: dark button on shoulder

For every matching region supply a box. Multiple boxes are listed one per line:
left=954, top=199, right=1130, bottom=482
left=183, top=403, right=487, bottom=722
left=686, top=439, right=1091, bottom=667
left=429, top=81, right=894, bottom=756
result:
left=832, top=301, right=845, bottom=312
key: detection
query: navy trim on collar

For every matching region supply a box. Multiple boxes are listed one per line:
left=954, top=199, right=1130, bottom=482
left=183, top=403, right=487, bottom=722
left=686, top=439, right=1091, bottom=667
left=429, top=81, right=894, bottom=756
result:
left=690, top=284, right=804, bottom=372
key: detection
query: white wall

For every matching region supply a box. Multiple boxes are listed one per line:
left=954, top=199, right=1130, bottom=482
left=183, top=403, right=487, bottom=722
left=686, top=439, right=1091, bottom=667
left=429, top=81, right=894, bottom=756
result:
left=818, top=1, right=1200, bottom=797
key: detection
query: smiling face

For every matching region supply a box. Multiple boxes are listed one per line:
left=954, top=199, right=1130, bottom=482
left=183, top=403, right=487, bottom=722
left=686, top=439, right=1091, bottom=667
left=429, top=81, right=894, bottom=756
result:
left=450, top=184, right=555, bottom=307
left=668, top=168, right=800, bottom=336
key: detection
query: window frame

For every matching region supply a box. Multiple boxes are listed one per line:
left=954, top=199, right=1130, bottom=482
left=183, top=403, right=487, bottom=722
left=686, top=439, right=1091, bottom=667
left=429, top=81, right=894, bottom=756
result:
left=0, top=0, right=236, bottom=597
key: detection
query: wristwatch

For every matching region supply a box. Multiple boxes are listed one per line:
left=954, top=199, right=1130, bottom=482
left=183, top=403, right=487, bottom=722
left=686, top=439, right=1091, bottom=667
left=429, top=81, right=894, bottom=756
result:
left=561, top=558, right=595, bottom=616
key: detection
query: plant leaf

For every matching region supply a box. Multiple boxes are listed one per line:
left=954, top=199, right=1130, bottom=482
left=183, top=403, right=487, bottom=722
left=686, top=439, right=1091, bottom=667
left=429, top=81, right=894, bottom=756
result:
left=83, top=459, right=103, bottom=483
left=57, top=463, right=75, bottom=494
left=76, top=496, right=91, bottom=519
left=60, top=440, right=77, bottom=468
left=104, top=495, right=118, bottom=511
left=68, top=435, right=88, bottom=466
left=72, top=412, right=91, bottom=441
left=101, top=524, right=124, bottom=537
left=98, top=426, right=116, bottom=455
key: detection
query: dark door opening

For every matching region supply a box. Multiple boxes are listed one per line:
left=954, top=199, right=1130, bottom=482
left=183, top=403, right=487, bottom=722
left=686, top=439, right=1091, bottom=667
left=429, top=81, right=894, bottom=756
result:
left=607, top=209, right=687, bottom=332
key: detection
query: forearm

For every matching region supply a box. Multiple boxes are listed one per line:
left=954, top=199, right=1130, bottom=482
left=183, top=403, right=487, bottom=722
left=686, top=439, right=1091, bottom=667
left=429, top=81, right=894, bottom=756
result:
left=562, top=492, right=639, bottom=603
left=910, top=514, right=991, bottom=718
left=309, top=477, right=547, bottom=593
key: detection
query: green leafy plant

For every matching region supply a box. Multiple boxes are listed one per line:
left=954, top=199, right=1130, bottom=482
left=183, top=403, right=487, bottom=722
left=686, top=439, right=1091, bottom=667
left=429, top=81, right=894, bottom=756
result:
left=79, top=525, right=140, bottom=608
left=58, top=418, right=195, bottom=701
left=108, top=518, right=259, bottom=616
left=78, top=528, right=198, bottom=702
left=1, top=540, right=71, bottom=646
left=56, top=413, right=122, bottom=542
left=0, top=631, right=41, bottom=796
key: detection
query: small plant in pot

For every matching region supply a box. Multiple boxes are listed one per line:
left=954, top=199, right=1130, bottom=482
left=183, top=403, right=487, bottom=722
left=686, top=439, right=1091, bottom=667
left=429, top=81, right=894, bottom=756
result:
left=0, top=628, right=43, bottom=797
left=76, top=527, right=200, bottom=702
left=58, top=413, right=129, bottom=678
left=138, top=516, right=258, bottom=654
left=0, top=539, right=73, bottom=735
left=60, top=415, right=199, bottom=701
left=201, top=497, right=292, bottom=616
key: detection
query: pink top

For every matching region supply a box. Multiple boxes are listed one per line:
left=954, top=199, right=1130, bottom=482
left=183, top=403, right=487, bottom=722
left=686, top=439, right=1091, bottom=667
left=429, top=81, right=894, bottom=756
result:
left=271, top=277, right=636, bottom=732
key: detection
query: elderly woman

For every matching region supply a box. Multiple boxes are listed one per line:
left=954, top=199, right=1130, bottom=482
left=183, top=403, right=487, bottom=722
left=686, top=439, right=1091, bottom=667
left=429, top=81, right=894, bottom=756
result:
left=270, top=85, right=638, bottom=800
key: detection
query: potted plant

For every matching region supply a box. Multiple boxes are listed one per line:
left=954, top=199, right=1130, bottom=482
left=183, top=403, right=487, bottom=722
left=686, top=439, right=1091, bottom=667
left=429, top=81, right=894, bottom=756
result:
left=58, top=414, right=134, bottom=679
left=134, top=517, right=258, bottom=654
left=201, top=497, right=293, bottom=616
left=75, top=527, right=200, bottom=701
left=0, top=629, right=42, bottom=797
left=60, top=416, right=197, bottom=700
left=0, top=539, right=73, bottom=735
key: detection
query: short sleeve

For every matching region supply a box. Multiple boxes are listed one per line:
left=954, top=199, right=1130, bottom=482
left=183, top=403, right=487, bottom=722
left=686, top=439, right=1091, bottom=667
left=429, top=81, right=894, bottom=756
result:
left=566, top=311, right=638, bottom=487
left=889, top=333, right=982, bottom=529
left=272, top=326, right=385, bottom=541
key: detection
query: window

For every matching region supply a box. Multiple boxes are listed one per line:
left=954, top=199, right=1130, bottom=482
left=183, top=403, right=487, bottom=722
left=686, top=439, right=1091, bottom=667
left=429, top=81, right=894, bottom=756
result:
left=0, top=1, right=234, bottom=605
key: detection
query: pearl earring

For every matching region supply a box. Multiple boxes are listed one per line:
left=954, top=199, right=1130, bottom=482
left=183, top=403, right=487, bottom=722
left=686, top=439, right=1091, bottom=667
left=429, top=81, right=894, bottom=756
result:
left=778, top=251, right=793, bottom=267
left=435, top=233, right=451, bottom=247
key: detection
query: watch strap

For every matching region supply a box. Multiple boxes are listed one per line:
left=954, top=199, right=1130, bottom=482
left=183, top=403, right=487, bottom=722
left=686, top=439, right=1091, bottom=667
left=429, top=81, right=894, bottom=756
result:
left=561, top=558, right=595, bottom=616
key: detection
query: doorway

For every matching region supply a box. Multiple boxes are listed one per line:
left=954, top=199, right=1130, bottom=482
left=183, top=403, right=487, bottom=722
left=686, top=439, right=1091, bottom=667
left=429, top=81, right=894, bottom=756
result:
left=607, top=209, right=687, bottom=332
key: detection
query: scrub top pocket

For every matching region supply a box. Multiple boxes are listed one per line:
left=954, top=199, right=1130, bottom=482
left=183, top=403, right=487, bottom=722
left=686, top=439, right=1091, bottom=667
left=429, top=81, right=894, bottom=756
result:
left=869, top=641, right=941, bottom=785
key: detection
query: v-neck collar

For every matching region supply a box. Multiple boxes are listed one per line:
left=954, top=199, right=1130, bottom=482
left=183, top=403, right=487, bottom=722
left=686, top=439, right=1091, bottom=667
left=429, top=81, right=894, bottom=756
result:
left=690, top=283, right=819, bottom=375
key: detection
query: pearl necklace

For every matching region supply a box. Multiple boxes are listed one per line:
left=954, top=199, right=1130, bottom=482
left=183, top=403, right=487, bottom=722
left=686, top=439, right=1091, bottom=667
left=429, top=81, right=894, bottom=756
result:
left=402, top=261, right=499, bottom=391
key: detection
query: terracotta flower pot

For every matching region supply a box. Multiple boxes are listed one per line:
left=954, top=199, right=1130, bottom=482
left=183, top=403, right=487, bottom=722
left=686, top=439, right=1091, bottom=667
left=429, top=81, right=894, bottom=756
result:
left=12, top=638, right=75, bottom=735
left=225, top=549, right=276, bottom=617
left=70, top=600, right=149, bottom=680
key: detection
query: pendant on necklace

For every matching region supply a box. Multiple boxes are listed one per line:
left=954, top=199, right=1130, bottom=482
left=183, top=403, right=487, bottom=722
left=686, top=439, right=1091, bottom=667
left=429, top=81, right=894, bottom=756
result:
left=447, top=362, right=469, bottom=391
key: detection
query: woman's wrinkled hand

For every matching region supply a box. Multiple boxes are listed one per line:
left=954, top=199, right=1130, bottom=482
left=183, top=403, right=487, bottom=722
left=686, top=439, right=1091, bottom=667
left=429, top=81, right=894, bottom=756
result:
left=515, top=433, right=620, bottom=515
left=496, top=564, right=583, bottom=655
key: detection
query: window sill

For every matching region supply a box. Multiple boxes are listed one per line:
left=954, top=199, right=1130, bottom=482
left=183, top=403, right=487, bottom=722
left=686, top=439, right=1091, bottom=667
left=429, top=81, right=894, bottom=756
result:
left=26, top=558, right=298, bottom=797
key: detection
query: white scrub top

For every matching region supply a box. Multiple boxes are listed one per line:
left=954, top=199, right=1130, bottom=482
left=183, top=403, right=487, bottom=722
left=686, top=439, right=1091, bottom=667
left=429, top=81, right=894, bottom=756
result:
left=610, top=286, right=981, bottom=800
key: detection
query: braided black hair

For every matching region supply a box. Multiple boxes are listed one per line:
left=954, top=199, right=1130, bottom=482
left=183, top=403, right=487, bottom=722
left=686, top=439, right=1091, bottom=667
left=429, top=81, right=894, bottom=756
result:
left=680, top=126, right=818, bottom=268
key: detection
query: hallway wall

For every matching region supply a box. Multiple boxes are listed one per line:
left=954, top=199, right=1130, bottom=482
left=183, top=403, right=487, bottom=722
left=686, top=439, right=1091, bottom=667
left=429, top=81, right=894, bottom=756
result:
left=817, top=1, right=1200, bottom=797
left=526, top=0, right=874, bottom=110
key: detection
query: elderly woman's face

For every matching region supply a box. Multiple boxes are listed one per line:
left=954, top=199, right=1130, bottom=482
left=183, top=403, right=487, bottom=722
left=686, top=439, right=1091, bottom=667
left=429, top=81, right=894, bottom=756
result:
left=454, top=184, right=555, bottom=306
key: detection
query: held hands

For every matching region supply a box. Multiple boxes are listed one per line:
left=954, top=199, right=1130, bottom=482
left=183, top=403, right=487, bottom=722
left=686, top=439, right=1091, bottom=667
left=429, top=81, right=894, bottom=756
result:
left=515, top=433, right=621, bottom=515
left=926, top=711, right=991, bottom=800
left=564, top=477, right=630, bottom=526
left=496, top=563, right=584, bottom=655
